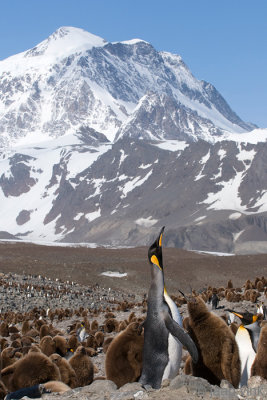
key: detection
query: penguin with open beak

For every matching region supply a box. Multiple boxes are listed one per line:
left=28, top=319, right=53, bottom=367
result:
left=139, top=227, right=198, bottom=389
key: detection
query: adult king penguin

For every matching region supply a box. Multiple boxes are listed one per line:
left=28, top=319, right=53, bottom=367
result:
left=139, top=227, right=198, bottom=389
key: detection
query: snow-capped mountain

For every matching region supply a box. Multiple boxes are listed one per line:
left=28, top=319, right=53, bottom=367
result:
left=0, top=26, right=255, bottom=148
left=0, top=27, right=266, bottom=254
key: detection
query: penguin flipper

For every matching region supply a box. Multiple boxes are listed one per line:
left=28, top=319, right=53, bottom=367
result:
left=163, top=311, right=198, bottom=363
left=244, top=322, right=261, bottom=352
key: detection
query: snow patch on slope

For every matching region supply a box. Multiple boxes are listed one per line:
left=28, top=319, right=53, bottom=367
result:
left=135, top=216, right=158, bottom=227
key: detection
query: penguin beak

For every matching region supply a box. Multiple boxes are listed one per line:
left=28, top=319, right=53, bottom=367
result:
left=158, top=226, right=165, bottom=248
left=178, top=290, right=190, bottom=302
left=148, top=227, right=165, bottom=270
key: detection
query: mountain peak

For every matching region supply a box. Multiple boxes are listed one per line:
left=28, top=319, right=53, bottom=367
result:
left=24, top=26, right=107, bottom=59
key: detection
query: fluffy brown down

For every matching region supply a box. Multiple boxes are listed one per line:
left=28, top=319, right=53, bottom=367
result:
left=69, top=346, right=94, bottom=387
left=103, top=337, right=113, bottom=353
left=105, top=321, right=144, bottom=388
left=251, top=325, right=267, bottom=379
left=53, top=336, right=68, bottom=357
left=49, top=353, right=77, bottom=388
left=40, top=336, right=56, bottom=356
left=186, top=296, right=241, bottom=388
left=1, top=351, right=61, bottom=392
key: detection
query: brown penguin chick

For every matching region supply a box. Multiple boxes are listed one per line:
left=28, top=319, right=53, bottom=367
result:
left=226, top=291, right=234, bottom=302
left=10, top=339, right=21, bottom=349
left=251, top=324, right=267, bottom=379
left=244, top=290, right=251, bottom=301
left=25, top=328, right=39, bottom=338
left=21, top=320, right=31, bottom=335
left=0, top=338, right=9, bottom=351
left=84, top=347, right=97, bottom=357
left=0, top=322, right=9, bottom=337
left=104, top=318, right=119, bottom=333
left=34, top=318, right=45, bottom=331
left=105, top=321, right=144, bottom=388
left=8, top=326, right=19, bottom=334
left=250, top=291, right=259, bottom=303
left=105, top=312, right=116, bottom=319
left=49, top=353, right=77, bottom=388
left=244, top=280, right=253, bottom=291
left=28, top=344, right=42, bottom=353
left=118, top=321, right=127, bottom=332
left=1, top=347, right=18, bottom=368
left=48, top=310, right=55, bottom=322
left=81, top=310, right=88, bottom=317
left=90, top=320, right=99, bottom=332
left=67, top=335, right=79, bottom=352
left=21, top=335, right=35, bottom=347
left=95, top=331, right=105, bottom=347
left=82, top=317, right=90, bottom=331
left=227, top=280, right=233, bottom=289
left=1, top=351, right=61, bottom=392
left=53, top=335, right=68, bottom=357
left=69, top=346, right=94, bottom=387
left=256, top=280, right=264, bottom=292
left=10, top=333, right=21, bottom=341
left=103, top=337, right=113, bottom=353
left=40, top=335, right=56, bottom=356
left=40, top=324, right=51, bottom=339
left=86, top=334, right=98, bottom=350
left=43, top=380, right=71, bottom=393
left=186, top=296, right=241, bottom=388
left=128, top=312, right=136, bottom=323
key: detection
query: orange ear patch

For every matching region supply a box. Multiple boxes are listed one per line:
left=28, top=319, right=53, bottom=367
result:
left=151, top=255, right=162, bottom=270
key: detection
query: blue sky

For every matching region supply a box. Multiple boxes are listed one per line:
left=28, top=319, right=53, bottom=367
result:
left=0, top=0, right=266, bottom=127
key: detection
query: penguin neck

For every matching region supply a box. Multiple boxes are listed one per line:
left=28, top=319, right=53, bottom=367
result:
left=149, top=265, right=164, bottom=300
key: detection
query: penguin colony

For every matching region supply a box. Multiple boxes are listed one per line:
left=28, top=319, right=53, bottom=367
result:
left=0, top=231, right=266, bottom=397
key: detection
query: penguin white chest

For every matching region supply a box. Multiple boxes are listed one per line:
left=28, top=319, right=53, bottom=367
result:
left=235, top=326, right=256, bottom=387
left=162, top=293, right=183, bottom=380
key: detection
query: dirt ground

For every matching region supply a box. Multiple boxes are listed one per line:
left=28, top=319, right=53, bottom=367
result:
left=0, top=241, right=267, bottom=296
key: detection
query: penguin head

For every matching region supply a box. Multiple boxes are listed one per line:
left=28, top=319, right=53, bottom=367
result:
left=148, top=226, right=165, bottom=271
left=225, top=309, right=258, bottom=325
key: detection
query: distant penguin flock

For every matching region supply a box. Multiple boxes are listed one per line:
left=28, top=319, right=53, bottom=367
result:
left=0, top=226, right=266, bottom=398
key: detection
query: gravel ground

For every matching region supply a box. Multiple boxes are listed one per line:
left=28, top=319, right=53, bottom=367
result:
left=0, top=241, right=267, bottom=399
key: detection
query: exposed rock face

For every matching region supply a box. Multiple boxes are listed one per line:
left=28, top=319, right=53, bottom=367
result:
left=0, top=135, right=267, bottom=253
left=0, top=154, right=39, bottom=197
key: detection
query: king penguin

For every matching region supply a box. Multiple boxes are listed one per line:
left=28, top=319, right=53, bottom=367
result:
left=234, top=317, right=261, bottom=387
left=235, top=325, right=256, bottom=387
left=139, top=227, right=198, bottom=389
left=225, top=309, right=259, bottom=325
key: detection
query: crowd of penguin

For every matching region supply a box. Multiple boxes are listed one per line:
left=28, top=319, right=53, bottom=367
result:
left=0, top=227, right=266, bottom=399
